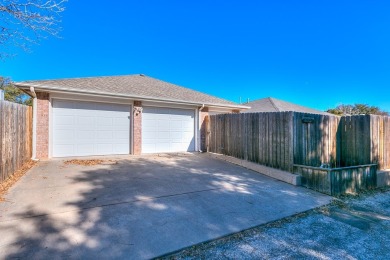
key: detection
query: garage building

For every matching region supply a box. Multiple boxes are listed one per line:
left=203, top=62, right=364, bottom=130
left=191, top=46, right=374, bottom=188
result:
left=15, top=74, right=248, bottom=158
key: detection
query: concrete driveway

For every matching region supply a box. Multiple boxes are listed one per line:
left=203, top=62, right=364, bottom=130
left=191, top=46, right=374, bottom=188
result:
left=0, top=153, right=331, bottom=259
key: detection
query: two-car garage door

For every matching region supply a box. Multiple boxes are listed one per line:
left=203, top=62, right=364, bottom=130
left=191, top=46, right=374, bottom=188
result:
left=52, top=100, right=196, bottom=157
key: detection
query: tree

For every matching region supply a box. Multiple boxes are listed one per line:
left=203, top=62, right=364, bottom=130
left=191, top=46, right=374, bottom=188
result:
left=0, top=77, right=32, bottom=105
left=327, top=104, right=389, bottom=116
left=0, top=0, right=67, bottom=58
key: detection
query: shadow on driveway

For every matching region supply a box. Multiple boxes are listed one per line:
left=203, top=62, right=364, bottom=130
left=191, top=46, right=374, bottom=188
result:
left=0, top=153, right=331, bottom=259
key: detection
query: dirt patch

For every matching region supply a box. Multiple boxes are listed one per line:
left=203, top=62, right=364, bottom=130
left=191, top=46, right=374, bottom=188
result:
left=64, top=159, right=117, bottom=166
left=0, top=160, right=37, bottom=202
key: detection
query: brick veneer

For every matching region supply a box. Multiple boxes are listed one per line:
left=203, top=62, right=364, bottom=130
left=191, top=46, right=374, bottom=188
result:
left=36, top=92, right=50, bottom=158
left=200, top=108, right=209, bottom=152
left=133, top=101, right=142, bottom=155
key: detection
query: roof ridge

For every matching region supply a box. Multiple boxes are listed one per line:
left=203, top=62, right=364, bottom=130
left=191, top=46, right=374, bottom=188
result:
left=18, top=74, right=143, bottom=83
left=268, top=97, right=280, bottom=112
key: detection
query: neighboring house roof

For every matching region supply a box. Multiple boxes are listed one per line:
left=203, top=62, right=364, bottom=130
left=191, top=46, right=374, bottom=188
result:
left=15, top=74, right=249, bottom=110
left=243, top=97, right=331, bottom=115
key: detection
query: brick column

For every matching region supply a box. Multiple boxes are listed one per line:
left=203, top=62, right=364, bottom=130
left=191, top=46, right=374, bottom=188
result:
left=133, top=101, right=142, bottom=155
left=200, top=108, right=209, bottom=152
left=36, top=92, right=49, bottom=159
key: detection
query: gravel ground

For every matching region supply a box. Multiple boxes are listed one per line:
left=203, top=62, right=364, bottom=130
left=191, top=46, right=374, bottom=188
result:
left=162, top=188, right=390, bottom=260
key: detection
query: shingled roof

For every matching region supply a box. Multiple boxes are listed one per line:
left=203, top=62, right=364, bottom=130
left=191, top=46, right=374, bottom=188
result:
left=15, top=74, right=248, bottom=109
left=243, top=97, right=330, bottom=115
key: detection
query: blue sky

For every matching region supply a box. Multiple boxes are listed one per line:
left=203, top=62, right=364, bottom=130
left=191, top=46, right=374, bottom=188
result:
left=1, top=1, right=390, bottom=112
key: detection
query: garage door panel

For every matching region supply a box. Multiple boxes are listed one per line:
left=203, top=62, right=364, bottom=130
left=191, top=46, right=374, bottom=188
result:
left=143, top=143, right=156, bottom=151
left=114, top=118, right=129, bottom=127
left=96, top=124, right=114, bottom=131
left=53, top=99, right=130, bottom=157
left=182, top=122, right=194, bottom=130
left=171, top=143, right=186, bottom=151
left=158, top=120, right=170, bottom=128
left=142, top=107, right=195, bottom=153
left=55, top=145, right=74, bottom=156
left=97, top=116, right=113, bottom=124
left=54, top=130, right=74, bottom=143
left=169, top=121, right=182, bottom=128
left=76, top=116, right=94, bottom=125
left=143, top=119, right=157, bottom=128
left=158, top=131, right=170, bottom=139
left=54, top=115, right=74, bottom=125
left=54, top=124, right=74, bottom=131
left=170, top=132, right=183, bottom=141
left=77, top=144, right=94, bottom=155
left=97, top=144, right=113, bottom=154
left=156, top=143, right=170, bottom=151
left=75, top=134, right=95, bottom=144
left=116, top=130, right=130, bottom=139
left=113, top=144, right=129, bottom=153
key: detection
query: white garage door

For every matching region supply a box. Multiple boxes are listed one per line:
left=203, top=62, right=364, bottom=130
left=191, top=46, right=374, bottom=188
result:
left=142, top=107, right=195, bottom=153
left=52, top=99, right=130, bottom=157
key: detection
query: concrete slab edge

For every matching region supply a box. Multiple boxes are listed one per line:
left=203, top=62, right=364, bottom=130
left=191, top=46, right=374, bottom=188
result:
left=377, top=170, right=390, bottom=188
left=204, top=153, right=301, bottom=186
left=155, top=207, right=321, bottom=259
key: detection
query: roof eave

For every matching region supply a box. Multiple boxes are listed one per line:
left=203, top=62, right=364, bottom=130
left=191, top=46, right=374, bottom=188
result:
left=15, top=82, right=250, bottom=110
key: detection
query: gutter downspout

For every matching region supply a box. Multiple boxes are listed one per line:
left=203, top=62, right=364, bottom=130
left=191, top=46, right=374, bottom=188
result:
left=198, top=104, right=205, bottom=152
left=30, top=87, right=38, bottom=160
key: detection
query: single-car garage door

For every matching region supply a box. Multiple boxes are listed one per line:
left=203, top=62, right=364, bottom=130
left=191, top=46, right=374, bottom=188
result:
left=52, top=99, right=130, bottom=157
left=142, top=107, right=195, bottom=153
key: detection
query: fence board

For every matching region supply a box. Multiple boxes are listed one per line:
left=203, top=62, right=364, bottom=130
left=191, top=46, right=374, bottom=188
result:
left=209, top=112, right=294, bottom=171
left=0, top=101, right=32, bottom=183
left=294, top=164, right=377, bottom=195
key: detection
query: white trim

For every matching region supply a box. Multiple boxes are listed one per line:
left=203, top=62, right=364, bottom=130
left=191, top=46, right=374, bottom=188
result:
left=195, top=107, right=200, bottom=152
left=130, top=104, right=134, bottom=155
left=130, top=105, right=134, bottom=155
left=49, top=94, right=53, bottom=158
left=207, top=107, right=240, bottom=113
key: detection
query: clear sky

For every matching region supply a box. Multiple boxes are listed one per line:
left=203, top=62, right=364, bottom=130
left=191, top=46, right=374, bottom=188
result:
left=1, top=0, right=390, bottom=112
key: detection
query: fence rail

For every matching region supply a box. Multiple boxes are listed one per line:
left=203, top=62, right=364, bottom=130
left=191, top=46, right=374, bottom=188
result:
left=0, top=101, right=33, bottom=183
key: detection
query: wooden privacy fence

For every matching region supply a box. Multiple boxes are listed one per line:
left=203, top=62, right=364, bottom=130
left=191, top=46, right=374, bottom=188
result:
left=293, top=113, right=340, bottom=168
left=0, top=101, right=33, bottom=183
left=294, top=114, right=379, bottom=168
left=371, top=115, right=390, bottom=170
left=208, top=112, right=390, bottom=194
left=209, top=112, right=390, bottom=171
left=208, top=112, right=294, bottom=172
